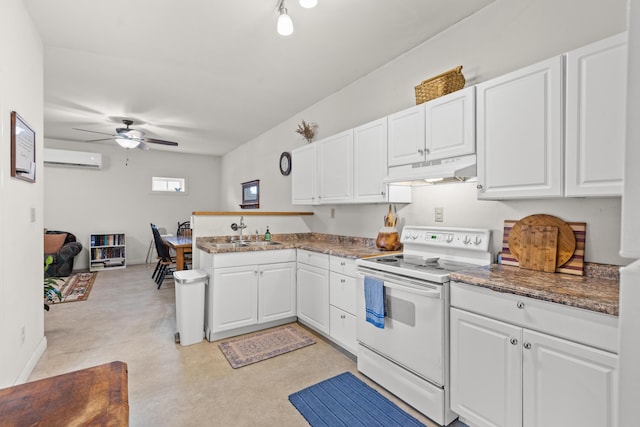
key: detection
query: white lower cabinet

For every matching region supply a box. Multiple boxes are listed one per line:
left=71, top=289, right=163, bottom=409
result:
left=202, top=249, right=297, bottom=341
left=296, top=250, right=357, bottom=354
left=211, top=262, right=296, bottom=335
left=450, top=282, right=618, bottom=427
left=297, top=250, right=330, bottom=334
left=328, top=256, right=357, bottom=354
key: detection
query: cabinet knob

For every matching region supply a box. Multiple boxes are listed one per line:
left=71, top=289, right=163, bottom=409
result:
left=418, top=148, right=425, bottom=155
left=476, top=184, right=483, bottom=190
left=340, top=314, right=346, bottom=319
left=381, top=191, right=386, bottom=196
left=340, top=279, right=346, bottom=283
left=523, top=342, right=532, bottom=350
left=340, top=261, right=345, bottom=266
left=426, top=148, right=430, bottom=154
left=516, top=301, right=525, bottom=309
left=510, top=338, right=518, bottom=346
left=254, top=270, right=258, bottom=275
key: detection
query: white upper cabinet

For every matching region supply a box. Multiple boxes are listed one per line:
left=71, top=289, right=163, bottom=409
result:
left=425, top=86, right=476, bottom=161
left=477, top=56, right=564, bottom=200
left=354, top=117, right=388, bottom=203
left=565, top=32, right=627, bottom=197
left=388, top=103, right=426, bottom=166
left=291, top=143, right=317, bottom=205
left=317, top=130, right=354, bottom=204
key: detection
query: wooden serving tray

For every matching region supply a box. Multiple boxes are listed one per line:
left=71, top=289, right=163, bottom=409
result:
left=502, top=218, right=586, bottom=276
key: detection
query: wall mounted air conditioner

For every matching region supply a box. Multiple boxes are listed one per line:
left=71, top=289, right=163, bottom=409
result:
left=43, top=148, right=102, bottom=169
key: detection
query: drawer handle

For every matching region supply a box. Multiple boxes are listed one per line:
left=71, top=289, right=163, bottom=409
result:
left=523, top=342, right=532, bottom=350
left=516, top=301, right=525, bottom=309
left=510, top=338, right=518, bottom=346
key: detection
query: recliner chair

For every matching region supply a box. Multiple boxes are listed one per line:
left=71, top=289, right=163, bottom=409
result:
left=44, top=230, right=83, bottom=277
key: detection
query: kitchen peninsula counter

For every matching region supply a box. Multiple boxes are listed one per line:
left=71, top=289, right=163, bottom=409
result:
left=451, top=263, right=620, bottom=316
left=197, top=232, right=396, bottom=259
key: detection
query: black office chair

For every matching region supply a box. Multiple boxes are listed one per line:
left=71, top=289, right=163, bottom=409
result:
left=151, top=223, right=176, bottom=289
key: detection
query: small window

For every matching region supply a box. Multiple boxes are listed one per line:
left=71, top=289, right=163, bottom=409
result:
left=152, top=176, right=186, bottom=193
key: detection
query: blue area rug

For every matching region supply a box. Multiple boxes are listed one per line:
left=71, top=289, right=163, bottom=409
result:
left=288, top=372, right=426, bottom=427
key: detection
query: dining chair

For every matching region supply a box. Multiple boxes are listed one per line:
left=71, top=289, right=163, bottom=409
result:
left=150, top=223, right=176, bottom=288
left=177, top=221, right=192, bottom=237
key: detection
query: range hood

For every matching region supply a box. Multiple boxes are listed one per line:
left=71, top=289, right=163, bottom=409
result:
left=384, top=154, right=477, bottom=185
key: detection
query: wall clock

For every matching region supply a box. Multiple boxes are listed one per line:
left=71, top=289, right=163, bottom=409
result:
left=279, top=152, right=291, bottom=176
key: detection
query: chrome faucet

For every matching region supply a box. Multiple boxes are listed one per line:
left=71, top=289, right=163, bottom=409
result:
left=230, top=216, right=247, bottom=242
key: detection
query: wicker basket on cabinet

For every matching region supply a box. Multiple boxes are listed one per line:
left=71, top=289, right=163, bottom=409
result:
left=414, top=65, right=465, bottom=104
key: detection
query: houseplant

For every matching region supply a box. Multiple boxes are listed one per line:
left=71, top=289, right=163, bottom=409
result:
left=44, top=255, right=62, bottom=311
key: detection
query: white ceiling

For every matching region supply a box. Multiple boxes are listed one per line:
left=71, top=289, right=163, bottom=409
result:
left=24, top=0, right=493, bottom=156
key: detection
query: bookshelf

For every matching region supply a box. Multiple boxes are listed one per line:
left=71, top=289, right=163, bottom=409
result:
left=90, top=233, right=126, bottom=272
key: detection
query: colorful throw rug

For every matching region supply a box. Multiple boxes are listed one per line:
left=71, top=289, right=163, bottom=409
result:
left=289, top=372, right=426, bottom=427
left=46, top=272, right=97, bottom=304
left=219, top=324, right=315, bottom=369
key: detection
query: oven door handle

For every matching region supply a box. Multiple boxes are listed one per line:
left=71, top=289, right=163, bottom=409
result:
left=383, top=280, right=442, bottom=299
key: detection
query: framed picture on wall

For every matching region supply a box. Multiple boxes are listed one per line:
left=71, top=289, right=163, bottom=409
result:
left=10, top=111, right=36, bottom=183
left=240, top=179, right=260, bottom=209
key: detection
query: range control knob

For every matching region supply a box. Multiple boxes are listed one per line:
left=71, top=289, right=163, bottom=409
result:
left=474, top=236, right=482, bottom=245
left=463, top=235, right=471, bottom=244
left=446, top=234, right=454, bottom=243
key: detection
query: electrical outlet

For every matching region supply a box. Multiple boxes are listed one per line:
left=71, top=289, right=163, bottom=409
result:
left=31, top=207, right=36, bottom=223
left=330, top=208, right=335, bottom=219
left=435, top=207, right=444, bottom=222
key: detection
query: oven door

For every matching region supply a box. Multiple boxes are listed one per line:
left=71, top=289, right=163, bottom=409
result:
left=356, top=267, right=445, bottom=386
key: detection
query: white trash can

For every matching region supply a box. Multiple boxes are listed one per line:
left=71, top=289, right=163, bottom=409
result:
left=173, top=270, right=207, bottom=346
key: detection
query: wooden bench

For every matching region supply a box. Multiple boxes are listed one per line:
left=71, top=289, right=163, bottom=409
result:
left=0, top=361, right=129, bottom=426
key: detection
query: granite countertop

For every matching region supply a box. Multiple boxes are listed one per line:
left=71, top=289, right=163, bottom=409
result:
left=450, top=264, right=620, bottom=316
left=197, top=232, right=397, bottom=259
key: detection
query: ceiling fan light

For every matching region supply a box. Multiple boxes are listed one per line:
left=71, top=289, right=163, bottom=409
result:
left=277, top=1, right=294, bottom=36
left=299, top=0, right=317, bottom=8
left=116, top=138, right=140, bottom=149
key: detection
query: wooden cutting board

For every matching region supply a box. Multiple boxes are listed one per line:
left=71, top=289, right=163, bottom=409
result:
left=508, top=214, right=576, bottom=268
left=518, top=225, right=558, bottom=272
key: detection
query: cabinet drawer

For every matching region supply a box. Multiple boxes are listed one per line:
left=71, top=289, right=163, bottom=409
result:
left=451, top=281, right=619, bottom=353
left=330, top=272, right=356, bottom=314
left=329, top=306, right=357, bottom=354
left=329, top=255, right=357, bottom=276
left=297, top=249, right=329, bottom=269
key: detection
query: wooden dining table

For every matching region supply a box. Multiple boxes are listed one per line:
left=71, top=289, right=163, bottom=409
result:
left=163, top=235, right=192, bottom=271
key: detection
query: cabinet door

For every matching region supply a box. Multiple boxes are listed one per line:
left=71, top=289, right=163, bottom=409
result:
left=388, top=103, right=426, bottom=166
left=425, top=86, right=476, bottom=161
left=477, top=56, right=563, bottom=199
left=211, top=266, right=258, bottom=333
left=296, top=263, right=329, bottom=334
left=291, top=144, right=317, bottom=205
left=354, top=117, right=388, bottom=203
left=522, top=329, right=618, bottom=427
left=329, top=306, right=356, bottom=354
left=565, top=33, right=627, bottom=197
left=450, top=308, right=523, bottom=427
left=317, top=130, right=353, bottom=204
left=258, top=262, right=296, bottom=323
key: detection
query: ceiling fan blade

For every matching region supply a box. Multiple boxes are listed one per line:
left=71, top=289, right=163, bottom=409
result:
left=73, top=127, right=116, bottom=137
left=85, top=137, right=113, bottom=143
left=136, top=141, right=150, bottom=150
left=143, top=137, right=179, bottom=146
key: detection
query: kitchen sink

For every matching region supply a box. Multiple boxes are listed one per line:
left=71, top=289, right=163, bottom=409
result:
left=245, top=241, right=282, bottom=247
left=211, top=241, right=282, bottom=249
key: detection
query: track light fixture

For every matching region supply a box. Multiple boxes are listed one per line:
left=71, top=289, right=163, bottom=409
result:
left=277, top=0, right=294, bottom=36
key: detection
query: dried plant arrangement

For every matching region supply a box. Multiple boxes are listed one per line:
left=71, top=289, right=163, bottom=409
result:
left=295, top=120, right=319, bottom=143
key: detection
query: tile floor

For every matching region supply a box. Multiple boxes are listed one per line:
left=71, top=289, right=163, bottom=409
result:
left=31, top=263, right=464, bottom=426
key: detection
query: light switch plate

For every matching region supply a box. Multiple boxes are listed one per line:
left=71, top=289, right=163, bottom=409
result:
left=435, top=207, right=444, bottom=222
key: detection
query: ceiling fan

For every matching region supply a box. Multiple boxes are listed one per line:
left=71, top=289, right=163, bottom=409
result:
left=73, top=119, right=179, bottom=150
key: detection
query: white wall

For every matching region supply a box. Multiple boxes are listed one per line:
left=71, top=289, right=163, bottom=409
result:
left=221, top=0, right=629, bottom=265
left=44, top=140, right=221, bottom=269
left=0, top=0, right=46, bottom=386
